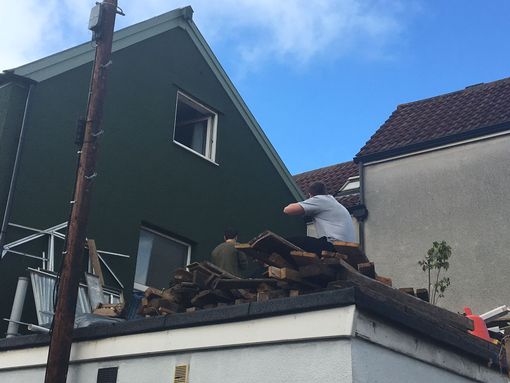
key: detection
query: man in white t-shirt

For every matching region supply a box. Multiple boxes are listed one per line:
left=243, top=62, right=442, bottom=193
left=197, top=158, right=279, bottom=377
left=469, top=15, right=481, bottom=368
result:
left=283, top=181, right=355, bottom=253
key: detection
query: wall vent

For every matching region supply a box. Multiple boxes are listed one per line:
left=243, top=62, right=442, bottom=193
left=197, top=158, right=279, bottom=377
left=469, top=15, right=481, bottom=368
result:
left=173, top=364, right=189, bottom=383
left=97, top=367, right=118, bottom=383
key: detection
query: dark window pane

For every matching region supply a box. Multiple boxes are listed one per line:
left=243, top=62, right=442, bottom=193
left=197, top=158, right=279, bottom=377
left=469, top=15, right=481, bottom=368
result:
left=135, top=229, right=190, bottom=289
left=174, top=94, right=214, bottom=157
left=175, top=120, right=208, bottom=154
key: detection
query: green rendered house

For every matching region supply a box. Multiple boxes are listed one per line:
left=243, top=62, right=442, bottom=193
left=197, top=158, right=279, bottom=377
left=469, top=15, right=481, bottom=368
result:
left=0, top=6, right=304, bottom=333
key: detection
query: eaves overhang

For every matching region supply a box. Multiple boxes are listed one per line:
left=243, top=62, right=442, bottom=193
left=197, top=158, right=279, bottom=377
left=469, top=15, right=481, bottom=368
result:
left=355, top=121, right=510, bottom=165
left=0, top=71, right=38, bottom=87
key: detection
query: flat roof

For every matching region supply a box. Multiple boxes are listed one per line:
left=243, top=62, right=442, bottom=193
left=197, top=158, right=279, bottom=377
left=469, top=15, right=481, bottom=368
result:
left=0, top=285, right=502, bottom=371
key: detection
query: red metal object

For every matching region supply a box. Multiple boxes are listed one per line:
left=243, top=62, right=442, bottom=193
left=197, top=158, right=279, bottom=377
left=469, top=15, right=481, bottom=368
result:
left=464, top=307, right=493, bottom=342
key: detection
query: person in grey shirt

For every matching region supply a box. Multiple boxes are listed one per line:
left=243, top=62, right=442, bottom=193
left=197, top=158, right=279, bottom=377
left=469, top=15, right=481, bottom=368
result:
left=284, top=181, right=356, bottom=253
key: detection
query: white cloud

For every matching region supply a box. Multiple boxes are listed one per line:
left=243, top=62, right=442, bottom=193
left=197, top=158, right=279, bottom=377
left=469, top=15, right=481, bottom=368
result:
left=0, top=0, right=414, bottom=71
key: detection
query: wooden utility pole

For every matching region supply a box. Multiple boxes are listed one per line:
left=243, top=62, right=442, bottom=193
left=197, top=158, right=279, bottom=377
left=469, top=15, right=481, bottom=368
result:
left=44, top=1, right=118, bottom=382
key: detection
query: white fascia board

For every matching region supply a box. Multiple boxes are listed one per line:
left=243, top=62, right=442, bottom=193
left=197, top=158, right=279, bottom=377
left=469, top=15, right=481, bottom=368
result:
left=12, top=8, right=191, bottom=82
left=183, top=20, right=305, bottom=201
left=0, top=305, right=355, bottom=370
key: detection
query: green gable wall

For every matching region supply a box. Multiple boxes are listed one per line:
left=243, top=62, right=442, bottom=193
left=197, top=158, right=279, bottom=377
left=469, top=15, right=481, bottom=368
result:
left=0, top=83, right=30, bottom=225
left=1, top=27, right=304, bottom=331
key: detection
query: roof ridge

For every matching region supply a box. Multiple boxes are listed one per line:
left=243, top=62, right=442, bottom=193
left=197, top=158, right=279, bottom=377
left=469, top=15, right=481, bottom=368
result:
left=397, top=76, right=510, bottom=109
left=294, top=160, right=355, bottom=178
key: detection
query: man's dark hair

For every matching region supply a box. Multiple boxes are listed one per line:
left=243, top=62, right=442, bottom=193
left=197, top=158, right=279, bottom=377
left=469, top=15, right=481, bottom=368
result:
left=224, top=227, right=238, bottom=240
left=308, top=181, right=327, bottom=196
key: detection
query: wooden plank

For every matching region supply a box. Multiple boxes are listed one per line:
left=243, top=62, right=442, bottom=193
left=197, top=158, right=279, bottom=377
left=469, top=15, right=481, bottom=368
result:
left=237, top=245, right=294, bottom=268
left=267, top=266, right=302, bottom=282
left=298, top=264, right=337, bottom=280
left=190, top=289, right=233, bottom=307
left=290, top=250, right=320, bottom=266
left=267, top=266, right=320, bottom=289
left=331, top=241, right=363, bottom=256
left=174, top=268, right=193, bottom=283
left=157, top=299, right=182, bottom=314
left=268, top=253, right=294, bottom=268
left=375, top=275, right=392, bottom=287
left=87, top=239, right=104, bottom=286
left=321, top=257, right=348, bottom=268
left=201, top=261, right=240, bottom=279
left=331, top=241, right=370, bottom=267
left=331, top=258, right=474, bottom=331
left=213, top=278, right=278, bottom=290
left=399, top=287, right=416, bottom=296
left=144, top=287, right=164, bottom=298
left=321, top=251, right=348, bottom=260
left=188, top=261, right=238, bottom=290
left=249, top=231, right=303, bottom=267
left=415, top=288, right=430, bottom=302
left=357, top=262, right=376, bottom=279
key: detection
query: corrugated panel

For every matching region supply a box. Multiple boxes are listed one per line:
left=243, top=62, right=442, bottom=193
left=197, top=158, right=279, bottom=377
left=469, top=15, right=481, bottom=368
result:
left=96, top=367, right=118, bottom=383
left=173, top=365, right=189, bottom=383
left=29, top=269, right=91, bottom=325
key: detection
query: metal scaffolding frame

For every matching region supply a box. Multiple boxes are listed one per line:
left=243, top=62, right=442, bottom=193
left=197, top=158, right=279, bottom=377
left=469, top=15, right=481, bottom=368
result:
left=2, top=222, right=129, bottom=288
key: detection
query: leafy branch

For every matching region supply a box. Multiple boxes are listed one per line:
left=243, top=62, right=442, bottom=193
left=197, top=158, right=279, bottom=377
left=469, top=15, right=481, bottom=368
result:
left=418, top=241, right=452, bottom=305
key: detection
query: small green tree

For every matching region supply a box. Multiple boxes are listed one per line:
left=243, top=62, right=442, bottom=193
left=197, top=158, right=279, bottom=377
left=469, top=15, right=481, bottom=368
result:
left=418, top=241, right=452, bottom=305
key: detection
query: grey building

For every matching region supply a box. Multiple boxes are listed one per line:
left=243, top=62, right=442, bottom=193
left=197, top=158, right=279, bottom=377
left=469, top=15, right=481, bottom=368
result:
left=355, top=78, right=510, bottom=313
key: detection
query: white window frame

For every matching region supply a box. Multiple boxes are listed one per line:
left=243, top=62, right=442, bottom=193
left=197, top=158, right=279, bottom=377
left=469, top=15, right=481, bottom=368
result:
left=133, top=227, right=192, bottom=292
left=173, top=91, right=218, bottom=164
left=339, top=176, right=360, bottom=193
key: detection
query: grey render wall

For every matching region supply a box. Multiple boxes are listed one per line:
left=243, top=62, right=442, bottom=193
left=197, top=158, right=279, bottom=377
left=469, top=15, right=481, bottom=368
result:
left=363, top=134, right=510, bottom=313
left=351, top=339, right=498, bottom=383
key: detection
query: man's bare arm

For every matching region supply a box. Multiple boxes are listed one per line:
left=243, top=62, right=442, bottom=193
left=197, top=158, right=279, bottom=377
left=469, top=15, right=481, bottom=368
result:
left=283, top=203, right=305, bottom=215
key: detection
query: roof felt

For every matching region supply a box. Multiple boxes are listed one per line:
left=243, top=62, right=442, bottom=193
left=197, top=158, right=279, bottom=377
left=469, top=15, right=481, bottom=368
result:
left=356, top=77, right=510, bottom=161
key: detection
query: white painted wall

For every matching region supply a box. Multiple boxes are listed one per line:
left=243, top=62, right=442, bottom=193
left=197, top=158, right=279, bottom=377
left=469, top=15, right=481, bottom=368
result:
left=64, top=339, right=353, bottom=383
left=363, top=134, right=510, bottom=313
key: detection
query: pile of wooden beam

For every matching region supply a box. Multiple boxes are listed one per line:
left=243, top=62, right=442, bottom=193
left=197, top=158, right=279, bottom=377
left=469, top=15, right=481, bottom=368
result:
left=138, top=231, right=428, bottom=316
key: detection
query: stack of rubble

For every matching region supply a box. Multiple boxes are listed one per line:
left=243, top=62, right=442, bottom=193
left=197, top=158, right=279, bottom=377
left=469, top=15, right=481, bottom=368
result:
left=139, top=230, right=428, bottom=316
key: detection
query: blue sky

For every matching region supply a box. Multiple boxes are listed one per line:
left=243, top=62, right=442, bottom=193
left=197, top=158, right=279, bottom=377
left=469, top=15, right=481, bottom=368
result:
left=2, top=1, right=509, bottom=174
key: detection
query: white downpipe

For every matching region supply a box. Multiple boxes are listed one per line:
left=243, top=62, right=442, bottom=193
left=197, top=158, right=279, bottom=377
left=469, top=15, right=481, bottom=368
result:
left=6, top=277, right=29, bottom=338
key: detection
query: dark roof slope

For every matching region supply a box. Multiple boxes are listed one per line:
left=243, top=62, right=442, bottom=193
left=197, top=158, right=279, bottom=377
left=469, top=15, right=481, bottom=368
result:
left=356, top=77, right=510, bottom=161
left=294, top=161, right=358, bottom=196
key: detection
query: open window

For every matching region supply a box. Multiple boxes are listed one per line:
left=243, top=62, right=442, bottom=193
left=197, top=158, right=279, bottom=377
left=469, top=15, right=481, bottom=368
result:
left=173, top=92, right=217, bottom=161
left=338, top=176, right=360, bottom=195
left=134, top=227, right=191, bottom=291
